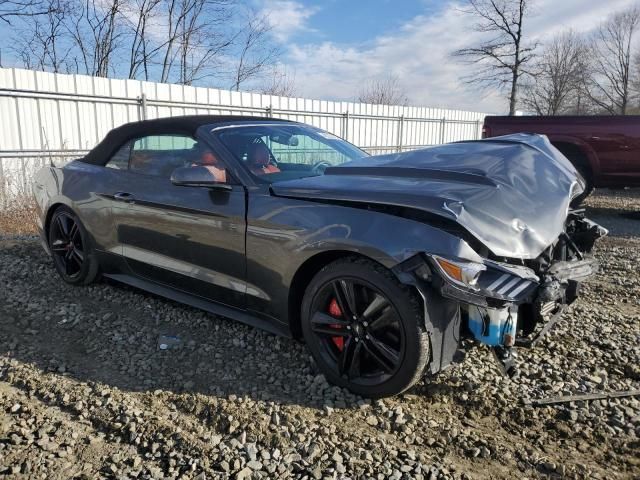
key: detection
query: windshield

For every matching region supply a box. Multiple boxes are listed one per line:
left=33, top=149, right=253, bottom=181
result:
left=214, top=123, right=368, bottom=182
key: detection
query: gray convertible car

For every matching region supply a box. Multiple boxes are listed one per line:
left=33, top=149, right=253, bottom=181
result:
left=32, top=115, right=606, bottom=398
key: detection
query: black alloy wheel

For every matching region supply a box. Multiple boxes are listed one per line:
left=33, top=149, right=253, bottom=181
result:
left=311, top=278, right=405, bottom=384
left=302, top=258, right=430, bottom=398
left=48, top=207, right=100, bottom=285
left=50, top=211, right=84, bottom=278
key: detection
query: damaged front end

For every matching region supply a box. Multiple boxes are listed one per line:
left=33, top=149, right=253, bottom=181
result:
left=274, top=132, right=609, bottom=378
left=397, top=210, right=607, bottom=377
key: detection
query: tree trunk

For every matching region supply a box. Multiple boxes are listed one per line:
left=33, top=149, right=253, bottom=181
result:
left=509, top=71, right=518, bottom=115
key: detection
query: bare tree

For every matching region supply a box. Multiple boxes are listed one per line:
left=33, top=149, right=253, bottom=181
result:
left=231, top=9, right=279, bottom=91
left=67, top=0, right=124, bottom=76
left=125, top=0, right=161, bottom=80
left=584, top=5, right=640, bottom=115
left=0, top=0, right=51, bottom=24
left=158, top=0, right=197, bottom=83
left=5, top=0, right=282, bottom=91
left=631, top=50, right=640, bottom=112
left=13, top=0, right=69, bottom=72
left=176, top=0, right=233, bottom=85
left=148, top=0, right=234, bottom=84
left=454, top=0, right=537, bottom=115
left=357, top=75, right=409, bottom=105
left=522, top=31, right=588, bottom=115
left=258, top=65, right=297, bottom=96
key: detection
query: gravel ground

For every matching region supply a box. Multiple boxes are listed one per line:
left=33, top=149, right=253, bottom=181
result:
left=1, top=190, right=639, bottom=480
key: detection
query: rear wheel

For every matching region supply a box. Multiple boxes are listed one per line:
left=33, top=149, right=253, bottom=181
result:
left=301, top=258, right=430, bottom=398
left=48, top=207, right=100, bottom=285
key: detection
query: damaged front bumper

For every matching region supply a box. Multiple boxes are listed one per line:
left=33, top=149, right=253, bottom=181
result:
left=395, top=214, right=607, bottom=376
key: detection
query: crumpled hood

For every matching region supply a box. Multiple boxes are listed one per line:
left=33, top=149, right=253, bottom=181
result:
left=271, top=134, right=584, bottom=259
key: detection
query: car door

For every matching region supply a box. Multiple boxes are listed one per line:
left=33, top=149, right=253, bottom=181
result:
left=110, top=134, right=247, bottom=309
left=80, top=140, right=136, bottom=258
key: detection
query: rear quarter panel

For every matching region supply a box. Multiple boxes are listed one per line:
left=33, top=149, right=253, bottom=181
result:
left=32, top=161, right=119, bottom=253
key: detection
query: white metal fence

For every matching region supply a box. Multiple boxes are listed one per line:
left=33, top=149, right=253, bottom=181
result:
left=0, top=67, right=488, bottom=206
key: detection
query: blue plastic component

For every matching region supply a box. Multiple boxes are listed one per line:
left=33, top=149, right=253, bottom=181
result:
left=468, top=307, right=517, bottom=347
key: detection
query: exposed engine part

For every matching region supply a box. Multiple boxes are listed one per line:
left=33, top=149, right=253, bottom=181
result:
left=538, top=280, right=563, bottom=303
left=528, top=214, right=606, bottom=272
left=397, top=198, right=606, bottom=378
left=547, top=257, right=599, bottom=282
left=566, top=211, right=608, bottom=253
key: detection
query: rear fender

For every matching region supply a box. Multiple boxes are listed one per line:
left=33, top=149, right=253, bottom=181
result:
left=33, top=164, right=109, bottom=253
left=33, top=167, right=68, bottom=241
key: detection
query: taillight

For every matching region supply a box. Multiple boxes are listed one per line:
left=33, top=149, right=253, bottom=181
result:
left=482, top=125, right=491, bottom=138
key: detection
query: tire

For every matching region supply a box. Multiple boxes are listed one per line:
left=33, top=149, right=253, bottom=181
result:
left=48, top=206, right=100, bottom=286
left=301, top=257, right=430, bottom=398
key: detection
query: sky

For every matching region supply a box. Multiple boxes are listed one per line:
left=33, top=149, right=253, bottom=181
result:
left=0, top=0, right=637, bottom=114
left=256, top=0, right=638, bottom=113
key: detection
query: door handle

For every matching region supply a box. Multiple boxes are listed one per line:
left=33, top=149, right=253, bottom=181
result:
left=114, top=192, right=135, bottom=203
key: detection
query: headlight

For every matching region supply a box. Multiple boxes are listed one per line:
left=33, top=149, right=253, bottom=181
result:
left=426, top=255, right=539, bottom=307
left=431, top=255, right=486, bottom=290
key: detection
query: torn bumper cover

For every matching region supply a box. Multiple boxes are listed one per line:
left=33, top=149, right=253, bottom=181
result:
left=396, top=215, right=607, bottom=375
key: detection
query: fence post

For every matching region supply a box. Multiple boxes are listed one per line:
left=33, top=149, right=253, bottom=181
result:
left=266, top=105, right=273, bottom=118
left=439, top=117, right=446, bottom=144
left=342, top=111, right=350, bottom=141
left=138, top=93, right=148, bottom=121
left=397, top=115, right=404, bottom=153
left=476, top=119, right=482, bottom=139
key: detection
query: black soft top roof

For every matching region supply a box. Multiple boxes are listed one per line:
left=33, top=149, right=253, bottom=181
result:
left=81, top=115, right=287, bottom=165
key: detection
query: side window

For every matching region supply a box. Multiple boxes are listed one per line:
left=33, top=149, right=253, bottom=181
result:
left=129, top=134, right=197, bottom=177
left=105, top=141, right=132, bottom=170
left=264, top=134, right=352, bottom=166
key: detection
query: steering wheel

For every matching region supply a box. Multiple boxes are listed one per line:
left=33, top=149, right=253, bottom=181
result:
left=311, top=160, right=332, bottom=175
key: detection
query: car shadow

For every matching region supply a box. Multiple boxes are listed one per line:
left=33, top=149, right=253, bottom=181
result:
left=0, top=242, right=462, bottom=409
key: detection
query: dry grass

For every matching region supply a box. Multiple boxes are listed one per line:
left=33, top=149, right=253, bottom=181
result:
left=1, top=166, right=39, bottom=236
left=0, top=195, right=38, bottom=236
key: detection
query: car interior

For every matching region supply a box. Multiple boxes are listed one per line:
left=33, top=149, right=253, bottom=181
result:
left=217, top=126, right=365, bottom=182
left=106, top=125, right=366, bottom=183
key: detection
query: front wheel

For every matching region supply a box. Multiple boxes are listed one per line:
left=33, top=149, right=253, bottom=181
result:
left=301, top=258, right=430, bottom=398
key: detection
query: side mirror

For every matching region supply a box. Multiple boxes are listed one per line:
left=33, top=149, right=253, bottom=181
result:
left=170, top=166, right=232, bottom=191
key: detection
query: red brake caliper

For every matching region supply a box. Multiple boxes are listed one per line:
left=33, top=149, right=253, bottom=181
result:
left=328, top=298, right=345, bottom=351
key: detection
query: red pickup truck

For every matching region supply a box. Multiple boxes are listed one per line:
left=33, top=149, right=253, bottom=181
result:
left=482, top=115, right=640, bottom=197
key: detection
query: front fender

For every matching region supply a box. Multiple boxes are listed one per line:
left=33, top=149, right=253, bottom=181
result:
left=250, top=194, right=482, bottom=279
left=246, top=192, right=482, bottom=323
